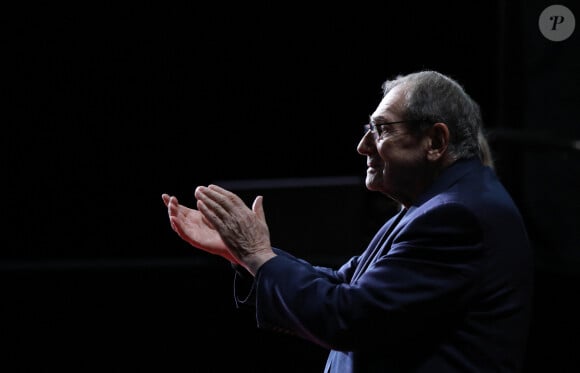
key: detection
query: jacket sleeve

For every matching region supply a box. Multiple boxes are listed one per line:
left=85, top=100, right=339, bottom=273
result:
left=253, top=203, right=484, bottom=351
left=233, top=248, right=360, bottom=309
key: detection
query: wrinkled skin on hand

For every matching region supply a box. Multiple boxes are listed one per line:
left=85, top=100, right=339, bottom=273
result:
left=162, top=184, right=276, bottom=275
left=194, top=185, right=276, bottom=274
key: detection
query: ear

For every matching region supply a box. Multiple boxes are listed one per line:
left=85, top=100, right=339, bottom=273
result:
left=426, top=122, right=450, bottom=161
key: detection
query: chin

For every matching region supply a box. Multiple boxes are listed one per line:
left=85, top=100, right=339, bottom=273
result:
left=365, top=176, right=383, bottom=192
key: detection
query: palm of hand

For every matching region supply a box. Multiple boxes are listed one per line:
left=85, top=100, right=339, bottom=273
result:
left=162, top=194, right=235, bottom=262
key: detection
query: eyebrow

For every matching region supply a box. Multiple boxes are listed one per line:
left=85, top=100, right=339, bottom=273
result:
left=369, top=116, right=382, bottom=125
left=370, top=117, right=396, bottom=126
left=369, top=112, right=399, bottom=124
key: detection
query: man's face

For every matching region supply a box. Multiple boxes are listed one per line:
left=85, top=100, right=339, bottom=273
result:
left=357, top=85, right=429, bottom=204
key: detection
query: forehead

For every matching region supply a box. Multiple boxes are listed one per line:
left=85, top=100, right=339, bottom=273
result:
left=371, top=84, right=406, bottom=122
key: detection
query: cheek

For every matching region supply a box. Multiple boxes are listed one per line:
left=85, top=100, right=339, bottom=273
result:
left=376, top=142, right=401, bottom=163
left=377, top=145, right=423, bottom=182
left=378, top=137, right=425, bottom=163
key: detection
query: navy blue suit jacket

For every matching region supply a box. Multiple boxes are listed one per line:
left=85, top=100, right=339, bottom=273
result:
left=234, top=158, right=533, bottom=372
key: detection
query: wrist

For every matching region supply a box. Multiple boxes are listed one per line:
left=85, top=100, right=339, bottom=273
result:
left=241, top=250, right=277, bottom=276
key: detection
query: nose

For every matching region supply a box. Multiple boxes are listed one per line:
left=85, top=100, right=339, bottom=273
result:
left=357, top=130, right=375, bottom=156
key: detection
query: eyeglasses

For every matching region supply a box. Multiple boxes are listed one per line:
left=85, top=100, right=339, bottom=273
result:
left=363, top=120, right=425, bottom=140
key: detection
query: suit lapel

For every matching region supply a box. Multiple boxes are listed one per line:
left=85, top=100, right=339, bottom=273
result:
left=351, top=207, right=408, bottom=283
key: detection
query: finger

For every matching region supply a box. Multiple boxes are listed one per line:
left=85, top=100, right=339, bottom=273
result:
left=166, top=196, right=179, bottom=218
left=193, top=192, right=217, bottom=228
left=252, top=195, right=265, bottom=221
left=201, top=214, right=216, bottom=229
left=169, top=216, right=179, bottom=233
left=163, top=194, right=178, bottom=232
left=196, top=199, right=222, bottom=230
left=207, top=184, right=232, bottom=195
left=207, top=184, right=246, bottom=208
left=196, top=186, right=235, bottom=219
left=202, top=185, right=231, bottom=202
left=161, top=193, right=170, bottom=207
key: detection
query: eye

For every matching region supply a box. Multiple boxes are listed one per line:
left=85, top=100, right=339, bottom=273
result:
left=376, top=124, right=394, bottom=138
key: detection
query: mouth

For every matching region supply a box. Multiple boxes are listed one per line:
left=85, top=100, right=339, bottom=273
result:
left=366, top=158, right=386, bottom=175
left=366, top=164, right=381, bottom=175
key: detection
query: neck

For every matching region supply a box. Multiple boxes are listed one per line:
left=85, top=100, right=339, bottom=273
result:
left=396, top=156, right=457, bottom=208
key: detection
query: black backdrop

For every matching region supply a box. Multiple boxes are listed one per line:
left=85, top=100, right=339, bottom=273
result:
left=2, top=1, right=579, bottom=371
left=5, top=1, right=503, bottom=260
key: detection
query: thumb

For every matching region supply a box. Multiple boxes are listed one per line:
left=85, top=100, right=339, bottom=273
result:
left=252, top=195, right=266, bottom=222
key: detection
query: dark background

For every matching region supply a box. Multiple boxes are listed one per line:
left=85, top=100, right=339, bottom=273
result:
left=2, top=1, right=579, bottom=371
